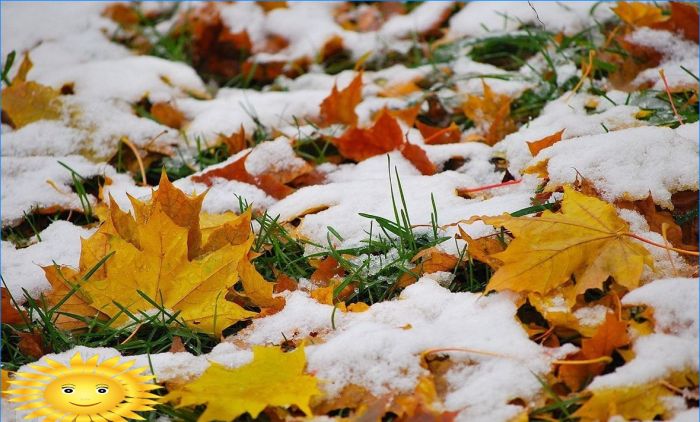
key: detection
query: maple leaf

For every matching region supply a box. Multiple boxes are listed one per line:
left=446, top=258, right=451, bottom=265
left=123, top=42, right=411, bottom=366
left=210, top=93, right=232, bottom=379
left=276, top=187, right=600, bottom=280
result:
left=43, top=173, right=280, bottom=335
left=456, top=225, right=504, bottom=269
left=612, top=1, right=669, bottom=27
left=559, top=313, right=630, bottom=391
left=1, top=288, right=25, bottom=325
left=462, top=81, right=515, bottom=146
left=416, top=121, right=462, bottom=145
left=651, top=2, right=699, bottom=42
left=166, top=346, right=320, bottom=421
left=573, top=384, right=670, bottom=421
left=319, top=72, right=363, bottom=127
left=388, top=102, right=423, bottom=127
left=191, top=152, right=295, bottom=199
left=527, top=129, right=565, bottom=156
left=400, top=142, right=437, bottom=176
left=151, top=102, right=185, bottom=129
left=477, top=186, right=653, bottom=294
left=2, top=80, right=62, bottom=129
left=333, top=109, right=404, bottom=161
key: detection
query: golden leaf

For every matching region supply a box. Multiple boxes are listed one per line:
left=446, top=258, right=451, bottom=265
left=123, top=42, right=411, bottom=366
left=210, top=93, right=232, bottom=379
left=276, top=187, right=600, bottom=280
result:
left=2, top=81, right=62, bottom=129
left=319, top=71, right=363, bottom=127
left=43, top=174, right=280, bottom=335
left=462, top=81, right=515, bottom=146
left=574, top=384, right=670, bottom=421
left=612, top=2, right=669, bottom=27
left=166, top=346, right=320, bottom=421
left=478, top=186, right=653, bottom=294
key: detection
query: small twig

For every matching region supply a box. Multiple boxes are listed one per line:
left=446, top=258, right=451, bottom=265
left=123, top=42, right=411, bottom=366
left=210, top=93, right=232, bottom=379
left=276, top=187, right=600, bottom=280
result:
left=568, top=50, right=596, bottom=100
left=458, top=179, right=522, bottom=194
left=120, top=137, right=148, bottom=187
left=661, top=223, right=679, bottom=277
left=553, top=356, right=612, bottom=365
left=659, top=68, right=684, bottom=126
left=624, top=232, right=699, bottom=257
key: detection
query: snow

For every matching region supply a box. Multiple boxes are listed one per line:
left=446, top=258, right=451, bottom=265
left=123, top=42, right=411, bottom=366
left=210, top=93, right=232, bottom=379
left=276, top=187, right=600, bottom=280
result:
left=530, top=123, right=699, bottom=208
left=449, top=2, right=613, bottom=38
left=1, top=221, right=95, bottom=302
left=622, top=278, right=698, bottom=339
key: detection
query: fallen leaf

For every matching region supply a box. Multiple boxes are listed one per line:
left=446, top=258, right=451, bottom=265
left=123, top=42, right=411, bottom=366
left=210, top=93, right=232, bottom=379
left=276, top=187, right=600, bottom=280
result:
left=319, top=72, right=363, bottom=127
left=388, top=102, right=423, bottom=127
left=527, top=129, right=565, bottom=156
left=559, top=313, right=630, bottom=390
left=151, top=102, right=185, bottom=129
left=612, top=1, right=669, bottom=27
left=220, top=125, right=248, bottom=156
left=1, top=81, right=63, bottom=129
left=1, top=288, right=25, bottom=325
left=274, top=273, right=298, bottom=293
left=456, top=225, right=504, bottom=269
left=18, top=331, right=49, bottom=360
left=463, top=81, right=515, bottom=146
left=310, top=256, right=345, bottom=286
left=43, top=173, right=277, bottom=335
left=166, top=346, right=320, bottom=421
left=333, top=109, right=404, bottom=161
left=574, top=383, right=670, bottom=421
left=401, top=142, right=437, bottom=175
left=169, top=337, right=187, bottom=353
left=652, top=2, right=700, bottom=44
left=191, top=152, right=295, bottom=199
left=416, top=121, right=462, bottom=145
left=478, top=186, right=653, bottom=294
left=103, top=3, right=139, bottom=27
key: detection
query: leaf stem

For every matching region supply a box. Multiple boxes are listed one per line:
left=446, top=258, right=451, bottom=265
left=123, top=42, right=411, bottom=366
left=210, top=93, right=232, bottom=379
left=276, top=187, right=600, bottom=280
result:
left=120, top=136, right=148, bottom=187
left=624, top=232, right=699, bottom=256
left=552, top=356, right=612, bottom=365
left=658, top=68, right=684, bottom=126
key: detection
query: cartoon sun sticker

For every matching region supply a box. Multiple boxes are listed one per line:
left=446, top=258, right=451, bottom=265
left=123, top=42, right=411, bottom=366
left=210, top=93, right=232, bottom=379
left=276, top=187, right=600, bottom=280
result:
left=4, top=352, right=160, bottom=421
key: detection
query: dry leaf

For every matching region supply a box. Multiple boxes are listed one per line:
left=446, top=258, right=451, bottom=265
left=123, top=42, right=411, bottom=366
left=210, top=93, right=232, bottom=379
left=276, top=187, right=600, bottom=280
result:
left=456, top=225, right=504, bottom=269
left=191, top=152, right=295, bottom=199
left=42, top=173, right=279, bottom=335
left=319, top=72, right=363, bottom=127
left=333, top=109, right=404, bottom=161
left=527, top=129, right=565, bottom=156
left=574, top=384, right=670, bottom=421
left=463, top=81, right=515, bottom=146
left=559, top=313, right=630, bottom=391
left=151, top=102, right=185, bottom=129
left=2, top=81, right=62, bottom=129
left=612, top=2, right=670, bottom=27
left=310, top=256, right=345, bottom=286
left=17, top=331, right=49, bottom=360
left=478, top=186, right=653, bottom=294
left=401, top=142, right=437, bottom=176
left=1, top=288, right=25, bottom=325
left=166, top=346, right=320, bottom=421
left=416, top=121, right=462, bottom=145
left=652, top=2, right=699, bottom=43
left=220, top=125, right=248, bottom=156
left=388, top=102, right=423, bottom=127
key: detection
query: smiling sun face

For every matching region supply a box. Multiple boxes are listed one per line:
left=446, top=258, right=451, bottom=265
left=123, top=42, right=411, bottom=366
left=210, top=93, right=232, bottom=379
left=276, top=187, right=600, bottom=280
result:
left=5, top=353, right=160, bottom=421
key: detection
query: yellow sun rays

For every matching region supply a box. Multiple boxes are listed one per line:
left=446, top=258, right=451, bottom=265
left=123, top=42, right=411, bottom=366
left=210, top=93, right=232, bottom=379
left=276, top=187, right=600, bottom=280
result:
left=4, top=353, right=160, bottom=421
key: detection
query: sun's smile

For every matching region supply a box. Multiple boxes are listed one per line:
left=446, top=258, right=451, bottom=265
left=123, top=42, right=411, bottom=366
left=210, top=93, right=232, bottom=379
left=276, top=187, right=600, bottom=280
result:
left=69, top=401, right=101, bottom=407
left=5, top=353, right=161, bottom=421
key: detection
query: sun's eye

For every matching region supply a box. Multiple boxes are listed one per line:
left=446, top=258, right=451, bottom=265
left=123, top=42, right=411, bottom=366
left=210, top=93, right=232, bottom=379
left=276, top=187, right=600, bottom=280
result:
left=62, top=387, right=74, bottom=394
left=96, top=387, right=109, bottom=394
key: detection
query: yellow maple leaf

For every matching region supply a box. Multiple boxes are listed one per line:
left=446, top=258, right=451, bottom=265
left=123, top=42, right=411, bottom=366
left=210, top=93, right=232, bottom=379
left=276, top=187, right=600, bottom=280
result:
left=574, top=384, right=670, bottom=421
left=166, top=346, right=320, bottom=421
left=1, top=53, right=62, bottom=129
left=612, top=2, right=670, bottom=27
left=478, top=186, right=653, bottom=294
left=462, top=81, right=515, bottom=146
left=43, top=173, right=279, bottom=335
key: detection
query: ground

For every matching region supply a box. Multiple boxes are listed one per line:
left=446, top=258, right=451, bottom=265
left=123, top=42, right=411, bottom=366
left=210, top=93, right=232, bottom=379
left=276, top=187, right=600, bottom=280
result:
left=1, top=2, right=698, bottom=422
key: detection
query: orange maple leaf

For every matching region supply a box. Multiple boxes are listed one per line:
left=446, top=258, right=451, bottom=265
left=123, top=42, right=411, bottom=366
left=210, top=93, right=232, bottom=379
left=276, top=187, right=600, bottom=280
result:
left=416, top=121, right=462, bottom=145
left=559, top=313, right=630, bottom=391
left=612, top=1, right=669, bottom=27
left=462, top=81, right=515, bottom=146
left=151, top=102, right=185, bottom=129
left=400, top=142, right=437, bottom=176
left=333, top=109, right=404, bottom=161
left=319, top=72, right=363, bottom=127
left=191, top=152, right=295, bottom=199
left=527, top=129, right=565, bottom=156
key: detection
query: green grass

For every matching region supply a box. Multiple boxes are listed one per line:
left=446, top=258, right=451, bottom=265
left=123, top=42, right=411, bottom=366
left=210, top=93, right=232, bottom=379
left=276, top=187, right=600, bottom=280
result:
left=1, top=50, right=16, bottom=86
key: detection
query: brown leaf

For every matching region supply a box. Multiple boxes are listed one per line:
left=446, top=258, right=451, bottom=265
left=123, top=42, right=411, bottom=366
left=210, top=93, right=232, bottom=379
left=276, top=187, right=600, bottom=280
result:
left=618, top=194, right=696, bottom=251
left=388, top=102, right=423, bottom=127
left=652, top=2, right=699, bottom=42
left=416, top=121, right=462, bottom=145
left=18, top=331, right=49, bottom=359
left=401, top=142, right=436, bottom=176
left=191, top=152, right=294, bottom=199
left=273, top=273, right=298, bottom=293
left=559, top=313, right=630, bottom=391
left=169, top=336, right=187, bottom=353
left=103, top=3, right=140, bottom=27
left=151, top=102, right=185, bottom=129
left=333, top=109, right=404, bottom=161
left=220, top=125, right=248, bottom=156
left=463, top=82, right=515, bottom=146
left=319, top=72, right=363, bottom=127
left=1, top=288, right=25, bottom=325
left=527, top=129, right=565, bottom=156
left=310, top=256, right=345, bottom=286
left=1, top=81, right=62, bottom=129
left=456, top=226, right=504, bottom=269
